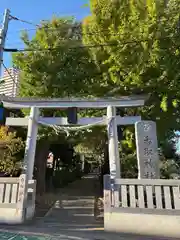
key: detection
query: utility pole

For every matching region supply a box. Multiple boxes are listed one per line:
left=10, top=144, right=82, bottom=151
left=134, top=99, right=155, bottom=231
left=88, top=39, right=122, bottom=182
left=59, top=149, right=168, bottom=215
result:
left=0, top=9, right=10, bottom=76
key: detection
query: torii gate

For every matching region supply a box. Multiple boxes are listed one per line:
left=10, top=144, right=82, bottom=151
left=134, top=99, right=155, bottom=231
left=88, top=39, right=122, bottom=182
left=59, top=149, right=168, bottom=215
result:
left=2, top=96, right=147, bottom=182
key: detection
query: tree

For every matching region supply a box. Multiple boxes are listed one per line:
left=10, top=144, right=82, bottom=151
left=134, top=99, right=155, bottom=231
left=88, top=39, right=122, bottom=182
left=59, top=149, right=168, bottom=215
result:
left=12, top=17, right=102, bottom=193
left=74, top=126, right=107, bottom=162
left=75, top=0, right=180, bottom=181
left=0, top=126, right=24, bottom=175
left=13, top=18, right=101, bottom=100
left=82, top=0, right=180, bottom=140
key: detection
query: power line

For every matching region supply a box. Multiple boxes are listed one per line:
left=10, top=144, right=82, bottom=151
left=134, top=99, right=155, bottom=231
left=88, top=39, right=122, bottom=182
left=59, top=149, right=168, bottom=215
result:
left=4, top=42, right=117, bottom=52
left=3, top=29, right=153, bottom=48
left=7, top=16, right=82, bottom=34
left=10, top=15, right=40, bottom=27
left=5, top=24, right=162, bottom=39
left=3, top=35, right=180, bottom=53
left=6, top=25, right=110, bottom=35
left=5, top=6, right=169, bottom=35
left=5, top=18, right=180, bottom=48
left=4, top=32, right=180, bottom=52
left=6, top=15, right=87, bottom=35
left=6, top=25, right=161, bottom=42
left=4, top=24, right=179, bottom=48
left=6, top=26, right=125, bottom=40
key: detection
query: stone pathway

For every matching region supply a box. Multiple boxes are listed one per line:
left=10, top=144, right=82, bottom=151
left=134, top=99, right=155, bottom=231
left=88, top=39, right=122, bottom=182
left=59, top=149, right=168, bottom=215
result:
left=36, top=174, right=103, bottom=232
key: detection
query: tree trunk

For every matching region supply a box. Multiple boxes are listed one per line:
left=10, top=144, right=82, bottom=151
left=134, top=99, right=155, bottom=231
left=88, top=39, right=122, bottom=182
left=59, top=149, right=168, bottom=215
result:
left=34, top=140, right=50, bottom=195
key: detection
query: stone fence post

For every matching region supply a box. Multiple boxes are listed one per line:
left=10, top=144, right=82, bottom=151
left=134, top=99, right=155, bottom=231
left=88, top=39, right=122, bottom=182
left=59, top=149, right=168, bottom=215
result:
left=104, top=175, right=111, bottom=211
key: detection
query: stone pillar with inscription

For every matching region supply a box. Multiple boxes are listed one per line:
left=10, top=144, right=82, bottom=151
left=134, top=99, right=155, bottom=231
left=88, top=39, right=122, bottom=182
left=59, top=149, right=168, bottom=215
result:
left=16, top=174, right=27, bottom=222
left=135, top=121, right=160, bottom=179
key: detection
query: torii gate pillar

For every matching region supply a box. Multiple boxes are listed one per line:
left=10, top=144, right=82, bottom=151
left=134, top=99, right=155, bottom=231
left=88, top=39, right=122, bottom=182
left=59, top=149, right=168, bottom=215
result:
left=107, top=106, right=120, bottom=179
left=23, top=107, right=39, bottom=181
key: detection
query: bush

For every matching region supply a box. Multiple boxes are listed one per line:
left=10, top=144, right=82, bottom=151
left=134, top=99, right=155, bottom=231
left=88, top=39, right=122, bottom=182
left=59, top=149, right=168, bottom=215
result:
left=0, top=126, right=24, bottom=175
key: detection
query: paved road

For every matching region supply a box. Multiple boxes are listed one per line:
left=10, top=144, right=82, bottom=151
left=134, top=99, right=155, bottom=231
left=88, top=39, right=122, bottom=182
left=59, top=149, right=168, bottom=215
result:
left=0, top=174, right=177, bottom=239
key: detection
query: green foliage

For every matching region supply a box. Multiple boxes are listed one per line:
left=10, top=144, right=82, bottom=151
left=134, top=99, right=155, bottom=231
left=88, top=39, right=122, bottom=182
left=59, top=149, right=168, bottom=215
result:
left=120, top=137, right=180, bottom=179
left=13, top=18, right=101, bottom=99
left=13, top=17, right=104, bottom=147
left=160, top=158, right=180, bottom=179
left=121, top=153, right=138, bottom=178
left=11, top=3, right=180, bottom=178
left=12, top=17, right=105, bottom=190
left=0, top=126, right=24, bottom=174
left=83, top=0, right=180, bottom=140
left=74, top=126, right=107, bottom=155
left=159, top=137, right=180, bottom=178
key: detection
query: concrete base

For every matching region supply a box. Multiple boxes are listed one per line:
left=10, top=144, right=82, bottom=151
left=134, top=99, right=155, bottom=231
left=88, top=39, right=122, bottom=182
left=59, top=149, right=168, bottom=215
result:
left=0, top=205, right=35, bottom=224
left=26, top=204, right=35, bottom=220
left=104, top=209, right=180, bottom=238
left=0, top=209, right=23, bottom=224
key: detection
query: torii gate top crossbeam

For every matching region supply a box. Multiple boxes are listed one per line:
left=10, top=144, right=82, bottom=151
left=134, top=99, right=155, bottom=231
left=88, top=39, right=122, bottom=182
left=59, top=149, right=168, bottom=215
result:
left=1, top=95, right=147, bottom=109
